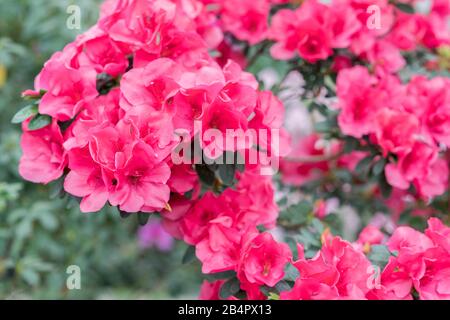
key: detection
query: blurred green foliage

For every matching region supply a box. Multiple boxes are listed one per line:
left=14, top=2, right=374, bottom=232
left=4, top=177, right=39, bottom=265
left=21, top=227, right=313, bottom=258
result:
left=0, top=0, right=201, bottom=299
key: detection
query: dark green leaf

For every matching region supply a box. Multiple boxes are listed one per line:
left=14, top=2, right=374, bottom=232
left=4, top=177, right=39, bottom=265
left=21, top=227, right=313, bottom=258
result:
left=354, top=155, right=373, bottom=176
left=49, top=176, right=65, bottom=199
left=182, top=245, right=196, bottom=264
left=275, top=280, right=292, bottom=293
left=11, top=105, right=38, bottom=124
left=137, top=213, right=151, bottom=226
left=283, top=263, right=300, bottom=282
left=204, top=270, right=236, bottom=281
left=217, top=164, right=236, bottom=186
left=395, top=3, right=414, bottom=14
left=372, top=158, right=386, bottom=176
left=334, top=169, right=353, bottom=182
left=233, top=291, right=247, bottom=300
left=27, top=114, right=52, bottom=131
left=379, top=172, right=393, bottom=198
left=195, top=164, right=216, bottom=186
left=343, top=137, right=360, bottom=154
left=260, top=285, right=271, bottom=296
left=219, top=277, right=240, bottom=299
left=119, top=210, right=133, bottom=219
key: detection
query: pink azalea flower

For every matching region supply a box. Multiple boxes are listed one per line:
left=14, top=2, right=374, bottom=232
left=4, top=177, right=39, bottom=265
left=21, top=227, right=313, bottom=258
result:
left=237, top=232, right=292, bottom=287
left=385, top=141, right=448, bottom=199
left=196, top=215, right=242, bottom=274
left=386, top=12, right=424, bottom=51
left=223, top=167, right=279, bottom=229
left=75, top=26, right=129, bottom=77
left=35, top=44, right=97, bottom=121
left=374, top=108, right=420, bottom=157
left=287, top=234, right=373, bottom=299
left=365, top=40, right=406, bottom=75
left=373, top=220, right=450, bottom=300
left=108, top=140, right=171, bottom=213
left=220, top=0, right=270, bottom=45
left=335, top=66, right=380, bottom=138
left=19, top=120, right=67, bottom=184
left=181, top=192, right=233, bottom=245
left=357, top=225, right=384, bottom=246
left=269, top=1, right=334, bottom=63
left=425, top=218, right=450, bottom=254
left=64, top=147, right=112, bottom=213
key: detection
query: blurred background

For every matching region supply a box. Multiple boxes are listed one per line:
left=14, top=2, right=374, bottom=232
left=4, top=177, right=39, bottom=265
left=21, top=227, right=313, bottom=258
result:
left=0, top=0, right=201, bottom=299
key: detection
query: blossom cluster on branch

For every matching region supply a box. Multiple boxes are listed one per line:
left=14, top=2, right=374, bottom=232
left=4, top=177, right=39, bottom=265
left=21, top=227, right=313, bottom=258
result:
left=14, top=0, right=450, bottom=300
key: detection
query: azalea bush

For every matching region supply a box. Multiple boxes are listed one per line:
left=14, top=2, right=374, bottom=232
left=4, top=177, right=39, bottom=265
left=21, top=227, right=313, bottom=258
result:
left=11, top=0, right=450, bottom=300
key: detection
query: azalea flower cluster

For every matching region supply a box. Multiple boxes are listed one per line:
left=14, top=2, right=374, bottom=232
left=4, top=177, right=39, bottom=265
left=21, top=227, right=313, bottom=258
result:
left=200, top=218, right=450, bottom=300
left=336, top=66, right=450, bottom=199
left=161, top=165, right=291, bottom=298
left=15, top=0, right=450, bottom=301
left=18, top=0, right=285, bottom=213
left=368, top=218, right=450, bottom=300
left=270, top=0, right=449, bottom=74
left=273, top=0, right=450, bottom=200
left=199, top=0, right=449, bottom=67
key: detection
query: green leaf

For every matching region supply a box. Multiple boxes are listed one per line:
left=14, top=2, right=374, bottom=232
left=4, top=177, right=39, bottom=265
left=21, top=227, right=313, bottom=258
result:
left=311, top=218, right=325, bottom=234
left=21, top=269, right=40, bottom=286
left=315, top=116, right=338, bottom=135
left=343, top=137, right=360, bottom=154
left=379, top=172, right=393, bottom=198
left=368, top=245, right=391, bottom=269
left=267, top=292, right=280, bottom=300
left=280, top=200, right=313, bottom=225
left=283, top=263, right=299, bottom=282
left=219, top=277, right=240, bottom=299
left=11, top=105, right=38, bottom=123
left=37, top=212, right=58, bottom=231
left=217, top=163, right=236, bottom=186
left=119, top=210, right=133, bottom=219
left=195, top=164, right=216, bottom=186
left=354, top=155, right=373, bottom=176
left=395, top=3, right=414, bottom=14
left=204, top=270, right=236, bottom=281
left=49, top=176, right=65, bottom=199
left=15, top=219, right=32, bottom=239
left=334, top=169, right=353, bottom=182
left=372, top=158, right=386, bottom=176
left=275, top=280, right=292, bottom=293
left=182, top=245, right=196, bottom=264
left=315, top=120, right=331, bottom=133
left=27, top=114, right=52, bottom=131
left=137, top=213, right=151, bottom=226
